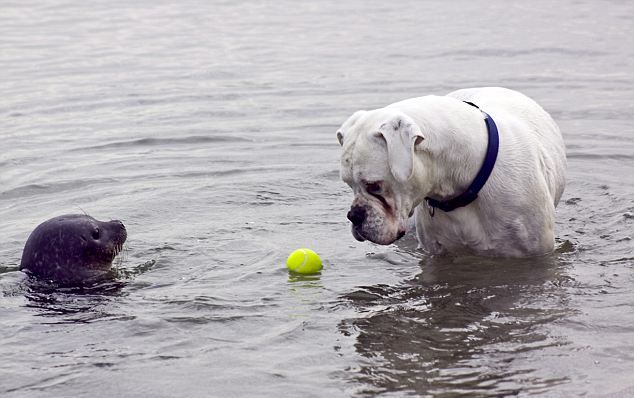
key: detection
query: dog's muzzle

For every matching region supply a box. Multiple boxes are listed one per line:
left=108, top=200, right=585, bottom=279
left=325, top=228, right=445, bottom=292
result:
left=348, top=205, right=368, bottom=242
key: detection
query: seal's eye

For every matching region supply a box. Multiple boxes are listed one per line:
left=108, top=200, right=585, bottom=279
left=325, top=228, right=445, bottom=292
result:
left=92, top=229, right=100, bottom=240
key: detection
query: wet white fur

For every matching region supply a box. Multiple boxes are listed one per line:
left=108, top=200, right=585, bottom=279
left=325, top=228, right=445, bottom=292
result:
left=337, top=87, right=566, bottom=257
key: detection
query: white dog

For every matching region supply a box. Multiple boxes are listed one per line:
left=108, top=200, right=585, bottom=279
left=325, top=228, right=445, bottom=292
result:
left=337, top=87, right=566, bottom=257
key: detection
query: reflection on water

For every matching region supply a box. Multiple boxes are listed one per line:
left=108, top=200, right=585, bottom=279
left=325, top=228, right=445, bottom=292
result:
left=17, top=256, right=157, bottom=324
left=341, top=254, right=574, bottom=396
left=22, top=276, right=127, bottom=324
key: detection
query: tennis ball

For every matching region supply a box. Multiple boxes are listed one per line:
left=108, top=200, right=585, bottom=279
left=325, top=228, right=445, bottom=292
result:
left=286, top=248, right=323, bottom=274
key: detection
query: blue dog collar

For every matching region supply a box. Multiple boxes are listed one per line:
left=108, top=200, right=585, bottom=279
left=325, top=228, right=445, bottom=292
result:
left=424, top=101, right=499, bottom=214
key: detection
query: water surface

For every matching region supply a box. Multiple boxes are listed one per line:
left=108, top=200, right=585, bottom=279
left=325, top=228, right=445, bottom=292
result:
left=1, top=1, right=633, bottom=397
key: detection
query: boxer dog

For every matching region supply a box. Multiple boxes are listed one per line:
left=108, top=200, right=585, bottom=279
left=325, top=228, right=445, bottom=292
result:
left=337, top=87, right=566, bottom=257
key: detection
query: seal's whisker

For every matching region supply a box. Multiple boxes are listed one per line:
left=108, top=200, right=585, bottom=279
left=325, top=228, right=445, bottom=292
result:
left=75, top=206, right=90, bottom=217
left=114, top=243, right=123, bottom=257
left=114, top=244, right=130, bottom=266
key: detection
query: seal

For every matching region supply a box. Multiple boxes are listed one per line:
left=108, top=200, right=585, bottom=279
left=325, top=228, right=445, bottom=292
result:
left=20, top=214, right=127, bottom=285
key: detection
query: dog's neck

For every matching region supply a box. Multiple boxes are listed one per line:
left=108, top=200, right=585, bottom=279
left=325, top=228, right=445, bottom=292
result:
left=412, top=101, right=490, bottom=207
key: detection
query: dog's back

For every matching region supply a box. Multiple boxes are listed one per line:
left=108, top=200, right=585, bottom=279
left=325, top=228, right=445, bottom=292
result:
left=448, top=87, right=566, bottom=206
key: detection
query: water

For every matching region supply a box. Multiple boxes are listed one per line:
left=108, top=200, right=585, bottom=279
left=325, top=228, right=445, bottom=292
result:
left=1, top=1, right=633, bottom=396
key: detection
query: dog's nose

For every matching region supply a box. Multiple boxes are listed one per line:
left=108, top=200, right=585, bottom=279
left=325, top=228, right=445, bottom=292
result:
left=347, top=206, right=366, bottom=226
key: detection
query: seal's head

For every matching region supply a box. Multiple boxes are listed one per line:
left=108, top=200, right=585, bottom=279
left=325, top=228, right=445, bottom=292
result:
left=20, top=214, right=127, bottom=285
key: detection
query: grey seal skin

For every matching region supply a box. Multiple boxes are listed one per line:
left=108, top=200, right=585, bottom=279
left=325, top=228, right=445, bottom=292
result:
left=20, top=214, right=127, bottom=285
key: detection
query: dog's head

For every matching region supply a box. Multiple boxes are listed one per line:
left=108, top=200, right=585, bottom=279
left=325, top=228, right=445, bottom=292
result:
left=337, top=108, right=429, bottom=245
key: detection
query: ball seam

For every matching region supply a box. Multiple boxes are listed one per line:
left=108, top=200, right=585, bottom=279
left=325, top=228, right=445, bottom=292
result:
left=298, top=249, right=308, bottom=270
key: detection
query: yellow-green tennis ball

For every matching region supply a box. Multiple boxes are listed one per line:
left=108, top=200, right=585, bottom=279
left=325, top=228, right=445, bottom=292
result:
left=286, top=248, right=323, bottom=274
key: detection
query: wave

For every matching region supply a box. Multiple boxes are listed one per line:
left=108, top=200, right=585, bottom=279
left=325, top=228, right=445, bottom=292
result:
left=73, top=134, right=252, bottom=151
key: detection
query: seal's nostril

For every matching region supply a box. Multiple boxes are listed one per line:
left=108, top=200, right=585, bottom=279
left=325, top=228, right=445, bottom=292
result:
left=347, top=206, right=366, bottom=226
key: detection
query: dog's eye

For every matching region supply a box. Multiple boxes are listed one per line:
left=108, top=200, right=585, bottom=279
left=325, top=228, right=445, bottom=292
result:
left=365, top=182, right=390, bottom=209
left=365, top=182, right=382, bottom=194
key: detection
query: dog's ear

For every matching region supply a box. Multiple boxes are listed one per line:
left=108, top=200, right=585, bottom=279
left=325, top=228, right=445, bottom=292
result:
left=336, top=130, right=344, bottom=146
left=375, top=115, right=425, bottom=183
left=337, top=110, right=366, bottom=146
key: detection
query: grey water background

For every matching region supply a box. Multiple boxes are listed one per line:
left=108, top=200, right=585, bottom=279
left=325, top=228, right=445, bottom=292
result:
left=1, top=0, right=633, bottom=396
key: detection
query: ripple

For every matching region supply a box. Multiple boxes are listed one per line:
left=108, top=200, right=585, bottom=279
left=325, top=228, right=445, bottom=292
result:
left=0, top=178, right=119, bottom=200
left=431, top=47, right=610, bottom=59
left=73, top=134, right=252, bottom=151
left=567, top=151, right=633, bottom=160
